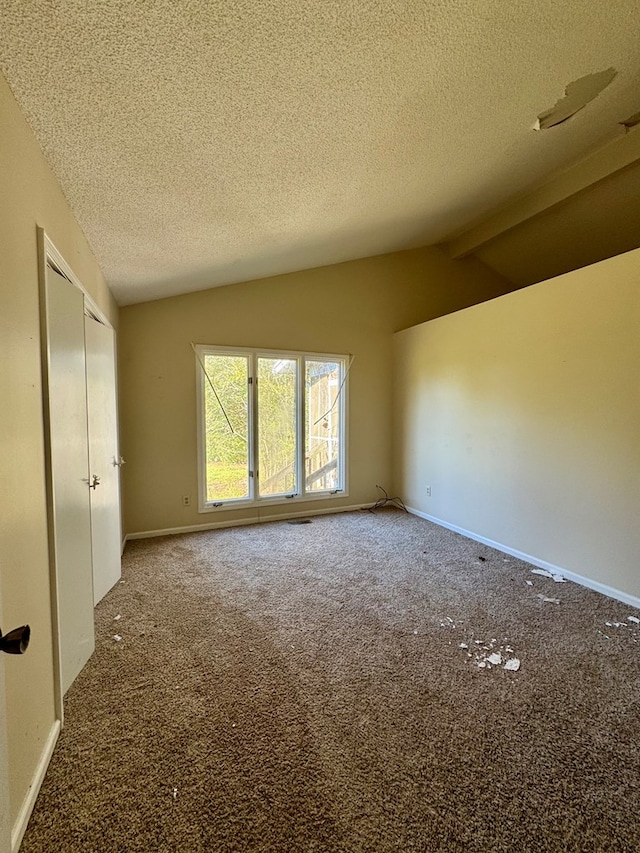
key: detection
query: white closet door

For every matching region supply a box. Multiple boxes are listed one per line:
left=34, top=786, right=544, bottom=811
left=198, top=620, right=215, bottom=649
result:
left=85, top=315, right=122, bottom=603
left=44, top=266, right=95, bottom=694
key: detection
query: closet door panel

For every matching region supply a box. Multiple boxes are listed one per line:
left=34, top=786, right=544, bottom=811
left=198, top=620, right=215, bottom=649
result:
left=85, top=315, right=122, bottom=604
left=44, top=266, right=95, bottom=694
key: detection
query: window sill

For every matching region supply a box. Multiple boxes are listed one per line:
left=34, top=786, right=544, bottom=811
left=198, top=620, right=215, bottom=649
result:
left=198, top=489, right=348, bottom=514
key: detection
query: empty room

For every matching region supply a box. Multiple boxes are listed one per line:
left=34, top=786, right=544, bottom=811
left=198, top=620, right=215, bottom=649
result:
left=1, top=2, right=639, bottom=851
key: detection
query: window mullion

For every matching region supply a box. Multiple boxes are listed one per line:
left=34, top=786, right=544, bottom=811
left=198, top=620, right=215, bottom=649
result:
left=297, top=356, right=304, bottom=498
left=337, top=359, right=345, bottom=493
left=249, top=352, right=257, bottom=500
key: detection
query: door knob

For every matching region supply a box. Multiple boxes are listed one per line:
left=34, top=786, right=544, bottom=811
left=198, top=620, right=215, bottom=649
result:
left=0, top=625, right=30, bottom=655
left=89, top=474, right=100, bottom=489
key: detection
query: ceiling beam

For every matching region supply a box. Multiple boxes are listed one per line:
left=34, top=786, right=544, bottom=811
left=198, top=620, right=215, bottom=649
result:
left=444, top=125, right=640, bottom=259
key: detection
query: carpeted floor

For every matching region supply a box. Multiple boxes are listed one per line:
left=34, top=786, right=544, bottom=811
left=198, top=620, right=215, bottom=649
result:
left=21, top=510, right=640, bottom=852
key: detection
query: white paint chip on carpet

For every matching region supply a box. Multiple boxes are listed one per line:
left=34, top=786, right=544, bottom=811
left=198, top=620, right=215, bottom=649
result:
left=113, top=634, right=122, bottom=642
left=603, top=619, right=639, bottom=642
left=452, top=627, right=520, bottom=673
left=531, top=569, right=566, bottom=583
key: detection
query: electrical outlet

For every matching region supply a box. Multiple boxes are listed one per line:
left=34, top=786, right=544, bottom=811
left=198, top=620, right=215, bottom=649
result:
left=426, top=486, right=432, bottom=497
left=182, top=495, right=191, bottom=506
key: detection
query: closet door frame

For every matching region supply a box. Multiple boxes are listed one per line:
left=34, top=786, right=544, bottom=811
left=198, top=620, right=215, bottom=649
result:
left=37, top=229, right=116, bottom=722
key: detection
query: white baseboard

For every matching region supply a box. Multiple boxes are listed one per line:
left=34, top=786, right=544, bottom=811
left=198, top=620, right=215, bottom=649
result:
left=406, top=506, right=640, bottom=610
left=124, top=503, right=367, bottom=543
left=12, top=719, right=60, bottom=853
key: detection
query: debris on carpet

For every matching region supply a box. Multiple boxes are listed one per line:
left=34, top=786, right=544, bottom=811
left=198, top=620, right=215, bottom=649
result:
left=603, top=617, right=640, bottom=642
left=531, top=568, right=566, bottom=583
left=440, top=619, right=521, bottom=672
left=466, top=637, right=521, bottom=672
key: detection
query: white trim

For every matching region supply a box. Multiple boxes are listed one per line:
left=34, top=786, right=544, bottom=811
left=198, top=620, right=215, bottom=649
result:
left=37, top=234, right=66, bottom=725
left=39, top=229, right=112, bottom=330
left=294, top=354, right=304, bottom=501
left=11, top=720, right=61, bottom=853
left=198, top=488, right=350, bottom=513
left=194, top=343, right=349, bottom=360
left=406, top=506, right=640, bottom=610
left=195, top=345, right=349, bottom=511
left=124, top=503, right=365, bottom=541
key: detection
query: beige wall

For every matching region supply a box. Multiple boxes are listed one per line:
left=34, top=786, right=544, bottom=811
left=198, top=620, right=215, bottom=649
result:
left=393, top=248, right=640, bottom=600
left=119, top=247, right=510, bottom=535
left=0, top=73, right=117, bottom=830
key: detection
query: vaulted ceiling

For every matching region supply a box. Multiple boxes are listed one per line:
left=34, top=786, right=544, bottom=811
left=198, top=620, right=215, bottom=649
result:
left=2, top=1, right=640, bottom=304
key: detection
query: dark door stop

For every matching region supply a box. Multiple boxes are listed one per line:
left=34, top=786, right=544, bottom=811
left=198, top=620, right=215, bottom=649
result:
left=0, top=625, right=30, bottom=654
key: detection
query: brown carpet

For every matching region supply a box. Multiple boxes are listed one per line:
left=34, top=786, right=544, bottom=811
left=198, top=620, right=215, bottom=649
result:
left=21, top=510, right=640, bottom=852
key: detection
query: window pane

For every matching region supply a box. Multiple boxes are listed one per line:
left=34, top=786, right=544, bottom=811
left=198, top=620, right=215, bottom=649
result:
left=258, top=357, right=297, bottom=497
left=305, top=360, right=341, bottom=492
left=203, top=354, right=250, bottom=502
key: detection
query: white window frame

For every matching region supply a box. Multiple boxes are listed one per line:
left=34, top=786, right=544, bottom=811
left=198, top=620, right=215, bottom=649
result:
left=196, top=345, right=349, bottom=512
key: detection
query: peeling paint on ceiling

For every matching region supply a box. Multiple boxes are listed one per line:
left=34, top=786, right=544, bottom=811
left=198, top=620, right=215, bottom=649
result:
left=620, top=110, right=640, bottom=130
left=534, top=68, right=617, bottom=130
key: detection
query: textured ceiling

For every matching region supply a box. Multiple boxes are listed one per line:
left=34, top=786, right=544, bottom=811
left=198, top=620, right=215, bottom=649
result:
left=2, top=0, right=640, bottom=304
